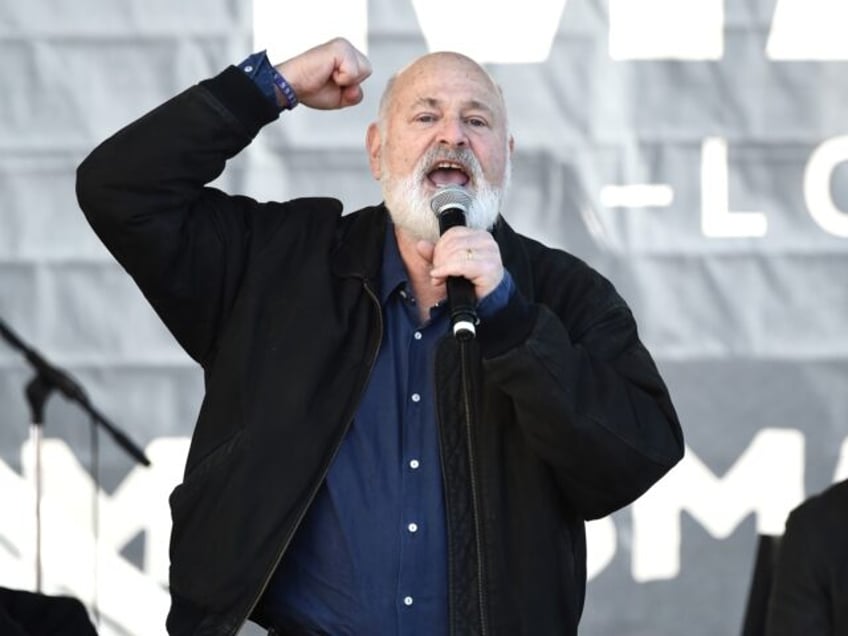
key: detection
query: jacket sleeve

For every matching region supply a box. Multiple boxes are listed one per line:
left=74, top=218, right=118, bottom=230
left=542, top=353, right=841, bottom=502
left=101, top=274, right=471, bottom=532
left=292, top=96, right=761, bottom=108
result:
left=75, top=67, right=285, bottom=365
left=478, top=248, right=684, bottom=520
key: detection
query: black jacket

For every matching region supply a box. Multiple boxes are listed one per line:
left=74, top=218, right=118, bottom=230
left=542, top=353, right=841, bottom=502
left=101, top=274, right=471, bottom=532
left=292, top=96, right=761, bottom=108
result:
left=76, top=65, right=684, bottom=636
left=766, top=479, right=848, bottom=635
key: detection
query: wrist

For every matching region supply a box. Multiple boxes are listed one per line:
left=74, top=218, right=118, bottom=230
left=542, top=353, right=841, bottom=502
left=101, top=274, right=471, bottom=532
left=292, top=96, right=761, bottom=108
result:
left=270, top=67, right=299, bottom=110
left=236, top=50, right=298, bottom=112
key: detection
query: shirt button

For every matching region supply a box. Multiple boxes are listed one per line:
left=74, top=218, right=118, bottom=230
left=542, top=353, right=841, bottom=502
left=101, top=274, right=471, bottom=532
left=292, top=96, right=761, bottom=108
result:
left=403, top=596, right=414, bottom=606
left=409, top=459, right=420, bottom=470
left=411, top=393, right=421, bottom=403
left=408, top=522, right=418, bottom=533
left=414, top=331, right=422, bottom=340
left=243, top=65, right=253, bottom=72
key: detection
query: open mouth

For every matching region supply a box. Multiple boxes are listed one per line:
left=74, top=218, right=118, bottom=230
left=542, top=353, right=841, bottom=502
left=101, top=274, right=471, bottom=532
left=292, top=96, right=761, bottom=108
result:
left=426, top=161, right=471, bottom=188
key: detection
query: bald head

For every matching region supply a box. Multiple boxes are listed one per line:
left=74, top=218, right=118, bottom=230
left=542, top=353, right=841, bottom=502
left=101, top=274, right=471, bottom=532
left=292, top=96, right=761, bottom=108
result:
left=378, top=52, right=509, bottom=132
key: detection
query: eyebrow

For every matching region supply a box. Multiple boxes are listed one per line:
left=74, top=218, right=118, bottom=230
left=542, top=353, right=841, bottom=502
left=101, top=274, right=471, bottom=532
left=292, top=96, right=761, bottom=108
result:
left=411, top=97, right=495, bottom=115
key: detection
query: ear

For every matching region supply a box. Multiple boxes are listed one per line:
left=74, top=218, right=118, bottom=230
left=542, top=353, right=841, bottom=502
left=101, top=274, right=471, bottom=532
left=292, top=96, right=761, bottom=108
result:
left=366, top=123, right=382, bottom=179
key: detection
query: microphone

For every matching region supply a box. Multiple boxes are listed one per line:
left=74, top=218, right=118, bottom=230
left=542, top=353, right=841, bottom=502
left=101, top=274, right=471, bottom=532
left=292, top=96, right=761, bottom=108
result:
left=0, top=317, right=88, bottom=404
left=429, top=186, right=478, bottom=340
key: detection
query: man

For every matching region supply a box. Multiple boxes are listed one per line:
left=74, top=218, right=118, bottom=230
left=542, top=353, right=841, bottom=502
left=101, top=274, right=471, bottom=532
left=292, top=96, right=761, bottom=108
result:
left=77, top=37, right=684, bottom=635
left=766, top=479, right=848, bottom=635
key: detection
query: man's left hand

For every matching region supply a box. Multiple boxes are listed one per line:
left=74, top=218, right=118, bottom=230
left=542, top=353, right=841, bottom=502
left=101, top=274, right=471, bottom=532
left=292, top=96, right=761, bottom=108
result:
left=417, top=227, right=504, bottom=301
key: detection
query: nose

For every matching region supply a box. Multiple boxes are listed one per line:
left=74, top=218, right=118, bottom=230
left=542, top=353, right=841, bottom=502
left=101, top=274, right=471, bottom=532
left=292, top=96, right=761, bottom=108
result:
left=437, top=116, right=468, bottom=147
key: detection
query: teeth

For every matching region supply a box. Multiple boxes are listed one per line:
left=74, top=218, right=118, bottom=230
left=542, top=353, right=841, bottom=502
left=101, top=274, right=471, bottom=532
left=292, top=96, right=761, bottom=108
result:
left=434, top=161, right=466, bottom=172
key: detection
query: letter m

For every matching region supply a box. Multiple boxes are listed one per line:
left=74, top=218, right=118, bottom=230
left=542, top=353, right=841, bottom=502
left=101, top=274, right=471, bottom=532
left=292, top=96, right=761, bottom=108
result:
left=629, top=429, right=804, bottom=582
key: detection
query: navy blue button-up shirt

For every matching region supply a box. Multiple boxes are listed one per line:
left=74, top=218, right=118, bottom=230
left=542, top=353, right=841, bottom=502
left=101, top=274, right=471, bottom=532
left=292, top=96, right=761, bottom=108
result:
left=256, top=220, right=513, bottom=635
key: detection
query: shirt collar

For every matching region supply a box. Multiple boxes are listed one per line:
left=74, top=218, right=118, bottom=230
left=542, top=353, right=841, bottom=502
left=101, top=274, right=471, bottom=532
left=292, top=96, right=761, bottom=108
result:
left=379, top=218, right=409, bottom=306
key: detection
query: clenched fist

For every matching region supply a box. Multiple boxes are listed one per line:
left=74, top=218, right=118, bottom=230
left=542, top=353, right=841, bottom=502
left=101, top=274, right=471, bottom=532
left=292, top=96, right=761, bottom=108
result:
left=274, top=38, right=372, bottom=110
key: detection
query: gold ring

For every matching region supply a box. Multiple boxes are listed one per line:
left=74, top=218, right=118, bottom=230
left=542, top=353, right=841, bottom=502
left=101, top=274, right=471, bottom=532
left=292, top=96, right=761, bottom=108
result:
left=466, top=248, right=474, bottom=260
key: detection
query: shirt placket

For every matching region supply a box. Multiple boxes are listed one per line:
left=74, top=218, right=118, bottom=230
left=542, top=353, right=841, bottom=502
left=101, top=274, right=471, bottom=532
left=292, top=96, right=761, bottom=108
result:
left=396, top=298, right=422, bottom=629
left=396, top=296, right=445, bottom=633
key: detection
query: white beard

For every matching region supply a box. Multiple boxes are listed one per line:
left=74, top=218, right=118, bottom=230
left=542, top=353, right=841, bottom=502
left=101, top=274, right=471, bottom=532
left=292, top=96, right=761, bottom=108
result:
left=380, top=146, right=510, bottom=243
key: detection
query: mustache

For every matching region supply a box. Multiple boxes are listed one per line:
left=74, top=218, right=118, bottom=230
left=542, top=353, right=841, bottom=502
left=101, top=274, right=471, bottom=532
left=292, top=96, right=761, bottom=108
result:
left=414, top=146, right=484, bottom=185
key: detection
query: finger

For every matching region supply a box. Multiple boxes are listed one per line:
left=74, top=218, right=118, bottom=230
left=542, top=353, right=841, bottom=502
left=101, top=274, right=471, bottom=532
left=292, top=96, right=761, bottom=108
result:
left=429, top=228, right=474, bottom=267
left=339, top=84, right=364, bottom=107
left=328, top=50, right=370, bottom=107
left=431, top=234, right=495, bottom=271
left=430, top=257, right=486, bottom=280
left=429, top=236, right=504, bottom=297
left=430, top=244, right=489, bottom=277
left=333, top=50, right=372, bottom=87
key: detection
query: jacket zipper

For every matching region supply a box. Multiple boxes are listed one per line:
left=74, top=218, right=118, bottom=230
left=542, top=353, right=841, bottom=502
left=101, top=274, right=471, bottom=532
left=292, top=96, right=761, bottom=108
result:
left=231, top=279, right=384, bottom=635
left=460, top=339, right=489, bottom=636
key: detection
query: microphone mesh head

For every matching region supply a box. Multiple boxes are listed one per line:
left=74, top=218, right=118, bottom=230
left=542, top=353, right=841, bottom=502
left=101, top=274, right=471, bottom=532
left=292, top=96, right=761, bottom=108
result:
left=429, top=186, right=473, bottom=216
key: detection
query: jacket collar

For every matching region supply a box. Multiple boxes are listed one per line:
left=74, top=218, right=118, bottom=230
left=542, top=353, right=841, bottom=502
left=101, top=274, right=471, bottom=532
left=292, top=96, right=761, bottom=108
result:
left=491, top=216, right=534, bottom=300
left=330, top=203, right=389, bottom=282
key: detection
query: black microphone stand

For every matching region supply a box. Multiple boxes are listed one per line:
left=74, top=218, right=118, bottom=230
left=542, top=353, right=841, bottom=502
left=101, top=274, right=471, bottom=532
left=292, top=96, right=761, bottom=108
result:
left=0, top=316, right=150, bottom=592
